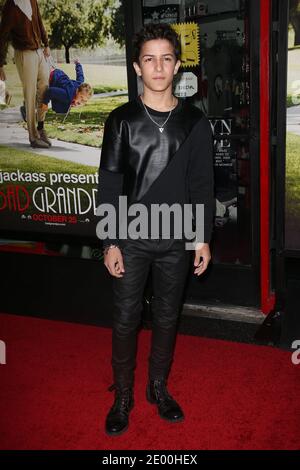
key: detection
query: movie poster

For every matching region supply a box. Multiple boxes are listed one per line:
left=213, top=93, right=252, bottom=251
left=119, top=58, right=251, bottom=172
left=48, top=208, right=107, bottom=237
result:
left=0, top=167, right=99, bottom=237
left=0, top=0, right=128, bottom=242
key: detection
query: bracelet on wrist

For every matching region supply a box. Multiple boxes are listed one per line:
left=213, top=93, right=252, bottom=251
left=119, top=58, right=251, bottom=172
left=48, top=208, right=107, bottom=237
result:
left=103, top=244, right=120, bottom=256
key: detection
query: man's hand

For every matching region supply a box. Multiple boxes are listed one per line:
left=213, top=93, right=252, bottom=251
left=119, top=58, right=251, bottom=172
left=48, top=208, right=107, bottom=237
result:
left=104, top=246, right=125, bottom=278
left=73, top=58, right=80, bottom=64
left=43, top=47, right=51, bottom=58
left=41, top=103, right=48, bottom=112
left=0, top=67, right=6, bottom=81
left=193, top=242, right=211, bottom=276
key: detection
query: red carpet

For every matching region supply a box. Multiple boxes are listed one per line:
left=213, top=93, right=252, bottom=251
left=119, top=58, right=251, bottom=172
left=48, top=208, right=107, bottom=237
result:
left=0, top=313, right=299, bottom=450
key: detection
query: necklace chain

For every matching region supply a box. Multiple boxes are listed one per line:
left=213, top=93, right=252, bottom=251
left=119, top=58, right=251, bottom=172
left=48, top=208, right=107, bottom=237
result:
left=140, top=95, right=176, bottom=133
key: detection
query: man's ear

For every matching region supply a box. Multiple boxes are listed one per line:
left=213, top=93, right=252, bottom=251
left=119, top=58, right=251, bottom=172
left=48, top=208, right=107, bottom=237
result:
left=133, top=61, right=142, bottom=77
left=174, top=60, right=181, bottom=74
left=174, top=59, right=181, bottom=75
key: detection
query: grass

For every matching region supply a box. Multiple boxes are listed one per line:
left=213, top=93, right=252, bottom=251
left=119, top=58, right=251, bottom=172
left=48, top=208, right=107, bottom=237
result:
left=93, top=85, right=127, bottom=94
left=0, top=145, right=98, bottom=215
left=44, top=95, right=128, bottom=147
left=0, top=144, right=97, bottom=173
left=286, top=132, right=300, bottom=218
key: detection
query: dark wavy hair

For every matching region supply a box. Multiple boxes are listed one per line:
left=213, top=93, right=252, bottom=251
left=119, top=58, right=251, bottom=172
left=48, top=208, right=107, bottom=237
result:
left=132, top=23, right=181, bottom=64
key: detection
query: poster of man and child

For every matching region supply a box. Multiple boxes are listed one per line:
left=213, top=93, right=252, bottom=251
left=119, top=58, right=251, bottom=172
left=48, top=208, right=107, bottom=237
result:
left=0, top=0, right=299, bottom=257
left=0, top=0, right=127, bottom=241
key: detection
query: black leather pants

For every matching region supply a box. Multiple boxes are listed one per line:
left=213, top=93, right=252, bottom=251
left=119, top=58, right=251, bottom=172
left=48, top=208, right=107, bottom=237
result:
left=111, top=238, right=190, bottom=389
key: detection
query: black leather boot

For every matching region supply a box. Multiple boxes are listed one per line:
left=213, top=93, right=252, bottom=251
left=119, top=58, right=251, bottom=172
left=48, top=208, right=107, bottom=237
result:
left=105, top=384, right=134, bottom=436
left=146, top=379, right=184, bottom=422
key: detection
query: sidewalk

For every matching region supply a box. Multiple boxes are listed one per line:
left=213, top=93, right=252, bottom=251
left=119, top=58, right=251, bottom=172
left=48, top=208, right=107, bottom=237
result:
left=0, top=106, right=100, bottom=167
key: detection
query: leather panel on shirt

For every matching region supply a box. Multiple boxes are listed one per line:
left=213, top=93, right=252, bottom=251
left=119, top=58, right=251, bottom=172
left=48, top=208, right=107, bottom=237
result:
left=100, top=97, right=204, bottom=203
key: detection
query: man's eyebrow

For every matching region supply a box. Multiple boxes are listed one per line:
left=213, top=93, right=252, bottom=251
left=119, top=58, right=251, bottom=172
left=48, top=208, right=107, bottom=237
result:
left=141, top=53, right=174, bottom=58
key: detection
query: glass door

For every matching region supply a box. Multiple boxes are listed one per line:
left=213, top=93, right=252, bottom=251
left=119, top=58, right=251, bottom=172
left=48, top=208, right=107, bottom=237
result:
left=126, top=0, right=261, bottom=306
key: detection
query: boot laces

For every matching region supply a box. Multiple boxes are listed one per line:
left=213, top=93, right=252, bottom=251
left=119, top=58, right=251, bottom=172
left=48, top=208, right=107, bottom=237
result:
left=108, top=384, right=132, bottom=413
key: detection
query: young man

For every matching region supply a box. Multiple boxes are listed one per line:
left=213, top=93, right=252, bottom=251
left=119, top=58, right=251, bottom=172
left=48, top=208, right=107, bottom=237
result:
left=97, top=23, right=214, bottom=437
left=0, top=0, right=51, bottom=148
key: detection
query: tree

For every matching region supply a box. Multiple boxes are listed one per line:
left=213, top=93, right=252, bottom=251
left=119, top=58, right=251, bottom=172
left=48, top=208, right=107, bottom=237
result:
left=290, top=0, right=300, bottom=46
left=40, top=0, right=114, bottom=63
left=110, top=0, right=125, bottom=48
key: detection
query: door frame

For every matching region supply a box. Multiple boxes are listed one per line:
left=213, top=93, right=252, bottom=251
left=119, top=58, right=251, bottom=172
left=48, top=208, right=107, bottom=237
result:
left=271, top=0, right=291, bottom=307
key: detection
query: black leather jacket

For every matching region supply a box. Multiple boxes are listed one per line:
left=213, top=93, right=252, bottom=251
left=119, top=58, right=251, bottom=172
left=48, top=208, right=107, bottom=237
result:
left=100, top=95, right=205, bottom=204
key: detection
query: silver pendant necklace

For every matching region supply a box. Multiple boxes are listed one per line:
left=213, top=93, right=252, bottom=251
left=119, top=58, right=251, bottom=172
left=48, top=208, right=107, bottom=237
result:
left=140, top=95, right=176, bottom=133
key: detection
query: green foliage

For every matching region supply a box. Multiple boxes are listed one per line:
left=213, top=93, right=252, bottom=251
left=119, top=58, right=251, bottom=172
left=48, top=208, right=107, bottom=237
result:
left=39, top=0, right=114, bottom=62
left=287, top=94, right=300, bottom=107
left=110, top=0, right=125, bottom=48
left=92, top=85, right=127, bottom=94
